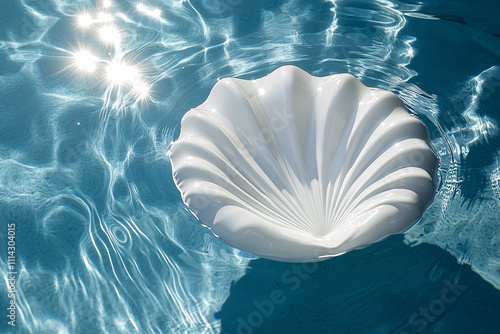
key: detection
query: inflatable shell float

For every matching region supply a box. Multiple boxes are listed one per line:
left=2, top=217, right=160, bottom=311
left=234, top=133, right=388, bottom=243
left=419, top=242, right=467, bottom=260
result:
left=169, top=66, right=438, bottom=261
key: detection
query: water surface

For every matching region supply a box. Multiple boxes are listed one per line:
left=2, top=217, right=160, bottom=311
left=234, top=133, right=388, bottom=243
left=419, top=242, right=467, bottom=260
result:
left=0, top=0, right=499, bottom=333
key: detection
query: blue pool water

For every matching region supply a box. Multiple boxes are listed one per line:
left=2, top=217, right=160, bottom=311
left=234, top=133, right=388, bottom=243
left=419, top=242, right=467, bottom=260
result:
left=0, top=0, right=499, bottom=333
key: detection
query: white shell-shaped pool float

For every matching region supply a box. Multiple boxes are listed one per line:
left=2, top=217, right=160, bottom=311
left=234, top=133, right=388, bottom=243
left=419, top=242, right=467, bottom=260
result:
left=169, top=66, right=438, bottom=262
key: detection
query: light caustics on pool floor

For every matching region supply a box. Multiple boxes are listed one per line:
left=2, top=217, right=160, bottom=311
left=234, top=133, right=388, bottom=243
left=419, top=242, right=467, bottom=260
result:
left=0, top=0, right=499, bottom=333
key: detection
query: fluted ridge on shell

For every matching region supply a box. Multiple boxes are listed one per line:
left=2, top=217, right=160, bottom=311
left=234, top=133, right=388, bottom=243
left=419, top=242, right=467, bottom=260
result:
left=169, top=66, right=438, bottom=261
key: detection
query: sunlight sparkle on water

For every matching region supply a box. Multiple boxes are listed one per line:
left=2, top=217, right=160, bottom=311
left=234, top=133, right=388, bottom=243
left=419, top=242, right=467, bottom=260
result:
left=136, top=3, right=146, bottom=12
left=98, top=12, right=114, bottom=23
left=73, top=3, right=153, bottom=105
left=133, top=81, right=150, bottom=100
left=107, top=61, right=138, bottom=84
left=99, top=25, right=121, bottom=44
left=106, top=61, right=151, bottom=100
left=74, top=51, right=97, bottom=72
left=78, top=14, right=92, bottom=27
left=136, top=3, right=162, bottom=19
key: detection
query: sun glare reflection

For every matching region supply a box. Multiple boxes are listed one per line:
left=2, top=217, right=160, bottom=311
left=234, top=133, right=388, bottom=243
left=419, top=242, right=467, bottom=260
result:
left=78, top=14, right=92, bottom=27
left=136, top=3, right=163, bottom=20
left=106, top=61, right=152, bottom=102
left=99, top=25, right=121, bottom=44
left=98, top=12, right=114, bottom=23
left=107, top=61, right=138, bottom=84
left=74, top=51, right=97, bottom=72
left=73, top=3, right=153, bottom=107
left=133, top=82, right=150, bottom=101
left=77, top=12, right=115, bottom=30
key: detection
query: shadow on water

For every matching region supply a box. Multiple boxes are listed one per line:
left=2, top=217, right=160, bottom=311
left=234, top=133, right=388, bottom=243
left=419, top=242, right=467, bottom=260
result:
left=217, top=236, right=500, bottom=334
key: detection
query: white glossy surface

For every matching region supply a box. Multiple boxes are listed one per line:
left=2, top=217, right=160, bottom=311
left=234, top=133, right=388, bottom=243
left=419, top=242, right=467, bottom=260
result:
left=169, top=66, right=438, bottom=261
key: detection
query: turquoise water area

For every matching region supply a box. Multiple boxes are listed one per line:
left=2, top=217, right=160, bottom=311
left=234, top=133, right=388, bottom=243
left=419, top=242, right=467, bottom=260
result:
left=0, top=0, right=499, bottom=333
